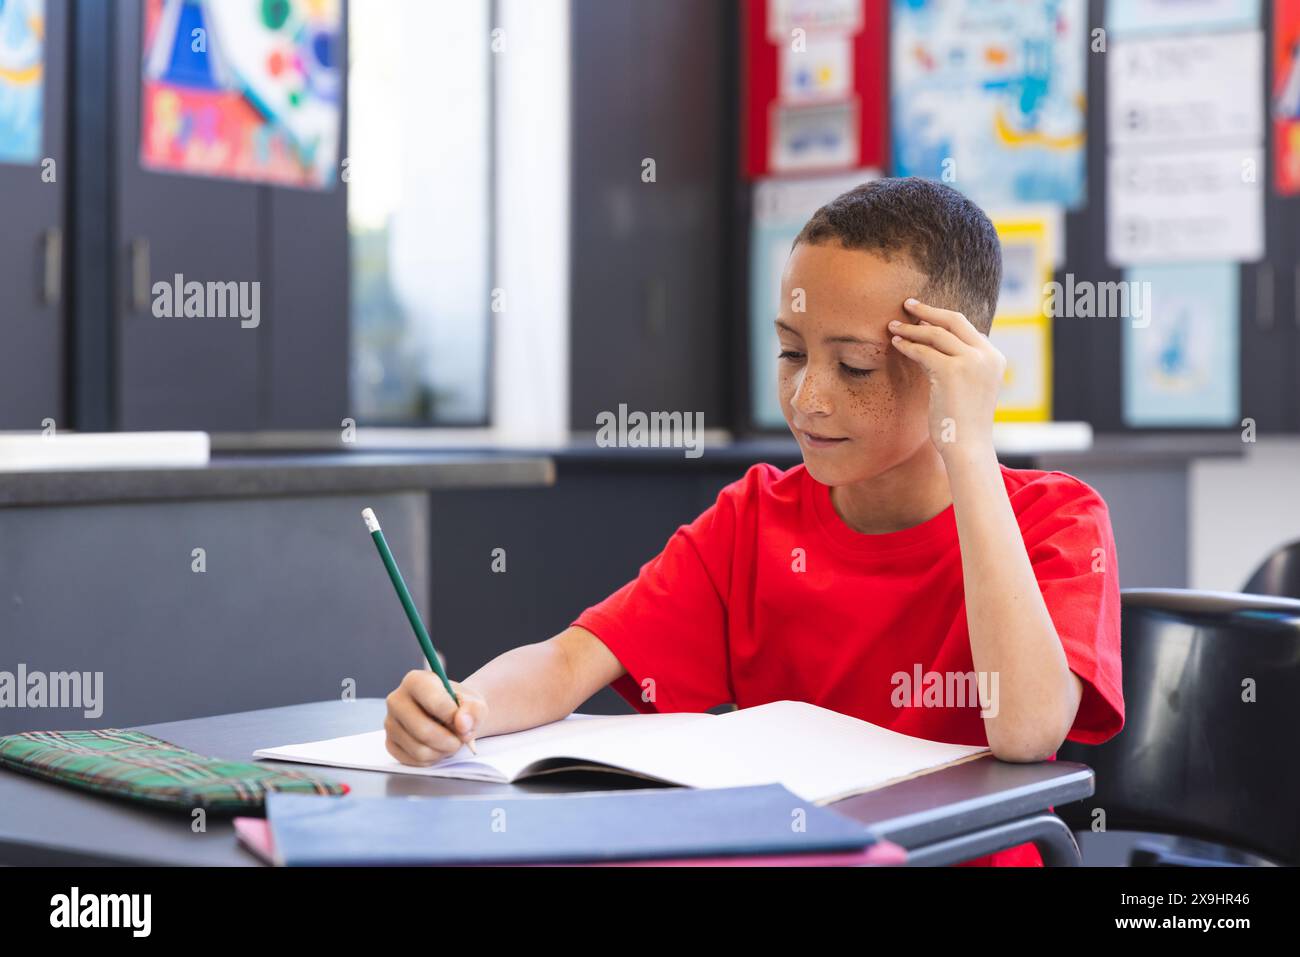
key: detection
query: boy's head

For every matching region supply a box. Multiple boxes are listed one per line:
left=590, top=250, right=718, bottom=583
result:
left=776, top=177, right=1002, bottom=487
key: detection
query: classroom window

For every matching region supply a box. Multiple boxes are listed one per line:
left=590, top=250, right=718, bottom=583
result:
left=347, top=0, right=493, bottom=425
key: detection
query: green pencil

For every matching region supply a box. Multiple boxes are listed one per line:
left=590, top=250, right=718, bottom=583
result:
left=363, top=507, right=476, bottom=755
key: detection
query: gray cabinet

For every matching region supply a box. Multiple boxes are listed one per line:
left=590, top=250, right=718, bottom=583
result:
left=88, top=0, right=350, bottom=431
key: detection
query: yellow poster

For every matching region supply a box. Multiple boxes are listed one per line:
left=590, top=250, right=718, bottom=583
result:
left=991, top=219, right=1052, bottom=422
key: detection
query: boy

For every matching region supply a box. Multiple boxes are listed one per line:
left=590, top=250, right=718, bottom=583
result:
left=383, top=177, right=1124, bottom=867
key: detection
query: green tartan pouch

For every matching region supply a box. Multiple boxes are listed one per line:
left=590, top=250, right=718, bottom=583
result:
left=0, top=728, right=348, bottom=814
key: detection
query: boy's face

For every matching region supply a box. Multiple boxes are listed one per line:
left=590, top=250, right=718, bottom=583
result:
left=775, top=241, right=933, bottom=487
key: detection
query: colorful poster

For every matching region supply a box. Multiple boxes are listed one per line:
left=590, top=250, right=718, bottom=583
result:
left=772, top=101, right=859, bottom=171
left=0, top=0, right=44, bottom=165
left=995, top=219, right=1053, bottom=319
left=141, top=0, right=342, bottom=189
left=1274, top=0, right=1300, bottom=194
left=991, top=219, right=1052, bottom=421
left=991, top=321, right=1051, bottom=420
left=891, top=0, right=1087, bottom=209
left=986, top=202, right=1064, bottom=267
left=1105, top=0, right=1259, bottom=36
left=749, top=171, right=880, bottom=428
left=779, top=33, right=853, bottom=103
left=1122, top=263, right=1239, bottom=426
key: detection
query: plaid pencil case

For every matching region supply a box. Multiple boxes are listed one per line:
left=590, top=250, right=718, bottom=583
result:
left=0, top=728, right=348, bottom=814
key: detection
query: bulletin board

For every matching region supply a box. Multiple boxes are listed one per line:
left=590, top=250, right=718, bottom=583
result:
left=741, top=0, right=887, bottom=178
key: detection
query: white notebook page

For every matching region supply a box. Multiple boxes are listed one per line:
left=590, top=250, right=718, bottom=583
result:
left=254, top=711, right=709, bottom=781
left=532, top=700, right=989, bottom=803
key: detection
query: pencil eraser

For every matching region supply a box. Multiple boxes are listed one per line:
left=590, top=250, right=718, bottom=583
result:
left=361, top=508, right=380, bottom=533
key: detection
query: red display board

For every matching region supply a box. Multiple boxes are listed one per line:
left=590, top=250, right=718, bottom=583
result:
left=1275, top=0, right=1300, bottom=195
left=741, top=0, right=887, bottom=179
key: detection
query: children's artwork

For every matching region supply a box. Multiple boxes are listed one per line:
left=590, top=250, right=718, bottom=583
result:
left=772, top=101, right=859, bottom=171
left=141, top=0, right=342, bottom=189
left=994, top=219, right=1053, bottom=319
left=0, top=0, right=44, bottom=165
left=779, top=32, right=853, bottom=104
left=991, top=219, right=1052, bottom=421
left=990, top=321, right=1051, bottom=421
left=891, top=0, right=1086, bottom=209
left=1122, top=263, right=1239, bottom=426
left=1105, top=0, right=1259, bottom=37
left=749, top=171, right=881, bottom=429
left=986, top=202, right=1064, bottom=267
left=1274, top=0, right=1300, bottom=194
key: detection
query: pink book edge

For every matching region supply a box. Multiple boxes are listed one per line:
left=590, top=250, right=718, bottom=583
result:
left=234, top=817, right=277, bottom=865
left=580, top=841, right=907, bottom=867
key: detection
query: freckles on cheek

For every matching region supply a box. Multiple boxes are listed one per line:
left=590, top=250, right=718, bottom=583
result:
left=777, top=369, right=794, bottom=403
left=845, top=375, right=897, bottom=427
left=888, top=355, right=927, bottom=412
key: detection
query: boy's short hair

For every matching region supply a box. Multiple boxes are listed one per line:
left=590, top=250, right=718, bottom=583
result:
left=794, top=177, right=1003, bottom=334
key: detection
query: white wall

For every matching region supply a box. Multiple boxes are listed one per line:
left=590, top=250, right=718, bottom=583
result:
left=1191, top=437, right=1300, bottom=590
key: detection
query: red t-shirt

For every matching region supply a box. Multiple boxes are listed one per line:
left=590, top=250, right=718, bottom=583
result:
left=571, top=462, right=1124, bottom=867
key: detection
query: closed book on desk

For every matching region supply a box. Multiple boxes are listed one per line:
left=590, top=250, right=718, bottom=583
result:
left=262, top=783, right=876, bottom=866
left=255, top=699, right=989, bottom=804
left=235, top=814, right=907, bottom=867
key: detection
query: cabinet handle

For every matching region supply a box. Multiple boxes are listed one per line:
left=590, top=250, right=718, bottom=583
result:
left=1256, top=261, right=1273, bottom=330
left=645, top=277, right=667, bottom=338
left=1295, top=263, right=1300, bottom=329
left=130, top=238, right=151, bottom=313
left=42, top=228, right=62, bottom=306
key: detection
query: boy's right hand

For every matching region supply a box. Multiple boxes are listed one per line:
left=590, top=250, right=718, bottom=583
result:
left=384, top=671, right=489, bottom=766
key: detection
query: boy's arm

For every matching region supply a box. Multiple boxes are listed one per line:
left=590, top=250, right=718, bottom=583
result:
left=891, top=299, right=1085, bottom=762
left=459, top=626, right=626, bottom=736
left=944, top=446, right=1085, bottom=761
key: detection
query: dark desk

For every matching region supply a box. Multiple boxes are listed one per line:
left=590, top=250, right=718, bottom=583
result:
left=0, top=699, right=1092, bottom=866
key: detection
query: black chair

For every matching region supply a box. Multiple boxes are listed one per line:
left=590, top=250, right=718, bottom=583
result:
left=1242, top=540, right=1300, bottom=599
left=1057, top=589, right=1300, bottom=866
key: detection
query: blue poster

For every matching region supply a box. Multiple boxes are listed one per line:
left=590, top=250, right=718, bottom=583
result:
left=1123, top=263, right=1240, bottom=426
left=891, top=0, right=1086, bottom=209
left=0, top=0, right=44, bottom=164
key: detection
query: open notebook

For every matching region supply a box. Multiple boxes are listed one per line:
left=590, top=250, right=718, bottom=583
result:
left=254, top=700, right=989, bottom=805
